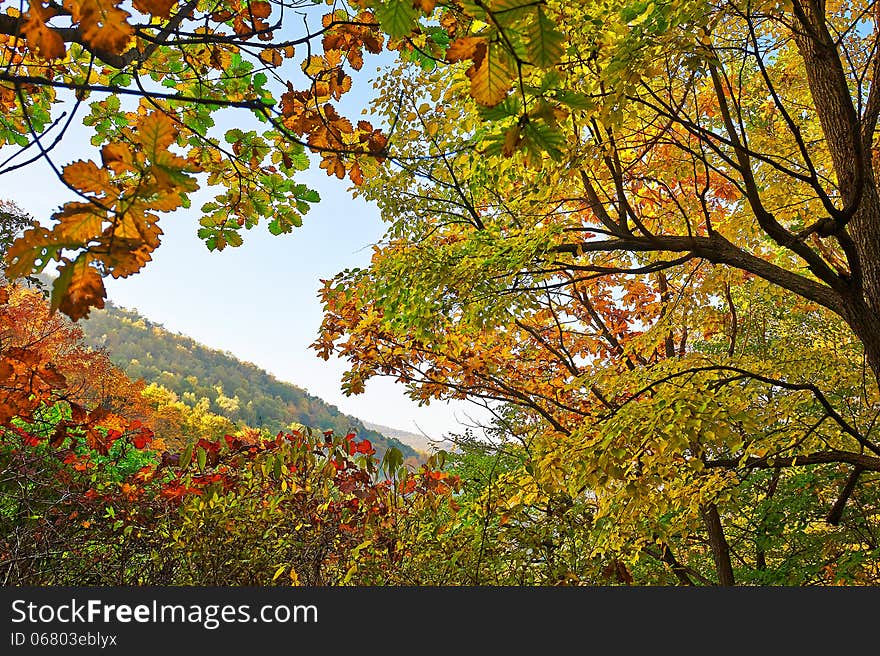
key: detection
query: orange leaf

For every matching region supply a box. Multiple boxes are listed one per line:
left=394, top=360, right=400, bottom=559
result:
left=131, top=0, right=175, bottom=18
left=0, top=360, right=13, bottom=382
left=349, top=160, right=364, bottom=186
left=446, top=36, right=485, bottom=64
left=62, top=160, right=115, bottom=196
left=55, top=257, right=106, bottom=321
left=100, top=143, right=134, bottom=173
left=22, top=0, right=66, bottom=60
left=63, top=0, right=134, bottom=55
left=466, top=45, right=513, bottom=107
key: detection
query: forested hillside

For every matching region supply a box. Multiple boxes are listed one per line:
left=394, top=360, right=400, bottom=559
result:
left=80, top=302, right=419, bottom=461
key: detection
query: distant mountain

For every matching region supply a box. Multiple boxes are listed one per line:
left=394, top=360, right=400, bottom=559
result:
left=79, top=301, right=419, bottom=461
left=361, top=421, right=455, bottom=456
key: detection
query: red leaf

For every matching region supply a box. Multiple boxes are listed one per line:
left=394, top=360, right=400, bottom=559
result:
left=355, top=439, right=374, bottom=454
left=132, top=427, right=153, bottom=449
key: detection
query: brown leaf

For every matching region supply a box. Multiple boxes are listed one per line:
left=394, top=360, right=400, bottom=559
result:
left=37, top=363, right=67, bottom=388
left=49, top=422, right=69, bottom=447
left=249, top=1, right=272, bottom=19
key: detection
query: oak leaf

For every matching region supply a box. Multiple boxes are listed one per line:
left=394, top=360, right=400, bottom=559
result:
left=63, top=0, right=134, bottom=55
left=22, top=0, right=66, bottom=60
left=54, top=257, right=106, bottom=320
left=132, top=0, right=176, bottom=19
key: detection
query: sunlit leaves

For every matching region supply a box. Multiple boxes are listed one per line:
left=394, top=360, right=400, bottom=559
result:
left=2, top=0, right=403, bottom=318
left=310, top=0, right=880, bottom=585
left=0, top=282, right=146, bottom=442
left=2, top=0, right=580, bottom=319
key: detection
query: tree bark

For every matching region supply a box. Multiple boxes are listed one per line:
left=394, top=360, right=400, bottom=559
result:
left=700, top=503, right=735, bottom=586
left=792, top=1, right=880, bottom=384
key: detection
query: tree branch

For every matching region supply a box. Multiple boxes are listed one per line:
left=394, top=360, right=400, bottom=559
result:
left=552, top=233, right=845, bottom=315
left=704, top=451, right=880, bottom=471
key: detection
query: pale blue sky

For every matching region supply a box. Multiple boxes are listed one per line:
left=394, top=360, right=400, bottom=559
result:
left=0, top=65, right=492, bottom=439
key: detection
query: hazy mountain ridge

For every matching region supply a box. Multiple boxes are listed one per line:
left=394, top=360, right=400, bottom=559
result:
left=361, top=421, right=456, bottom=456
left=79, top=301, right=419, bottom=461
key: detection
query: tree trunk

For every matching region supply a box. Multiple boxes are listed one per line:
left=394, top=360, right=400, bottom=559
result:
left=792, top=2, right=880, bottom=385
left=701, top=503, right=735, bottom=586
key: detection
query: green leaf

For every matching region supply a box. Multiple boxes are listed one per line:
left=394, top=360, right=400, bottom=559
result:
left=527, top=7, right=565, bottom=68
left=50, top=257, right=76, bottom=314
left=555, top=90, right=594, bottom=111
left=342, top=563, right=357, bottom=584
left=180, top=443, right=194, bottom=469
left=524, top=119, right=565, bottom=159
left=382, top=446, right=404, bottom=479
left=489, top=0, right=538, bottom=10
left=477, top=95, right=522, bottom=121
left=374, top=0, right=420, bottom=39
left=299, top=189, right=320, bottom=203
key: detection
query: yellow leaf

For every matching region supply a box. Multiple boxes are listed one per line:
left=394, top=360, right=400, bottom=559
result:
left=466, top=46, right=513, bottom=107
left=132, top=111, right=177, bottom=159
left=53, top=202, right=106, bottom=242
left=302, top=55, right=326, bottom=76
left=259, top=48, right=283, bottom=67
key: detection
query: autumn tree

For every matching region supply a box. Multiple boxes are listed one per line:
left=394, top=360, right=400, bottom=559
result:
left=0, top=279, right=160, bottom=582
left=313, top=0, right=880, bottom=584
left=5, top=0, right=880, bottom=585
